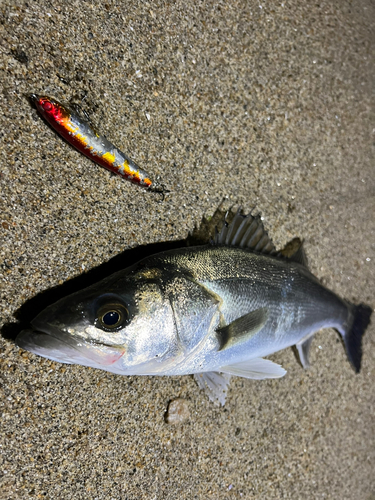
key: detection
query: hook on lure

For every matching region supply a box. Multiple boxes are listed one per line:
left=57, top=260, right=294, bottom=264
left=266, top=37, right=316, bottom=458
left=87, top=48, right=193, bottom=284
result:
left=29, top=94, right=167, bottom=195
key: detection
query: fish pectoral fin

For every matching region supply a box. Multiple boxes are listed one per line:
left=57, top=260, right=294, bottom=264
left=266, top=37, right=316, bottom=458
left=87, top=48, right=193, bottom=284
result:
left=194, top=372, right=231, bottom=406
left=296, top=333, right=315, bottom=369
left=216, top=308, right=268, bottom=351
left=220, top=357, right=287, bottom=379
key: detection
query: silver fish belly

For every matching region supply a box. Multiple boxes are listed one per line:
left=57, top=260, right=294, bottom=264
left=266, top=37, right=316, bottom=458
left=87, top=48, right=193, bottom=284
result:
left=16, top=209, right=372, bottom=405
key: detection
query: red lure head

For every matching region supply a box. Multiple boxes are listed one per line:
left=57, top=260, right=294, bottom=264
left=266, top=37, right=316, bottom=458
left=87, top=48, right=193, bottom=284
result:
left=30, top=94, right=69, bottom=125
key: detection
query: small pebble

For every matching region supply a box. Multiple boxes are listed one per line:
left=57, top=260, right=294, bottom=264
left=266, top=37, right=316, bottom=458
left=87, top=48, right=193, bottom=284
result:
left=165, top=399, right=190, bottom=425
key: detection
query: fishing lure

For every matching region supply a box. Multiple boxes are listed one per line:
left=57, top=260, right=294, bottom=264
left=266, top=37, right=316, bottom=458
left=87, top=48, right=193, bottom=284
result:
left=30, top=94, right=165, bottom=193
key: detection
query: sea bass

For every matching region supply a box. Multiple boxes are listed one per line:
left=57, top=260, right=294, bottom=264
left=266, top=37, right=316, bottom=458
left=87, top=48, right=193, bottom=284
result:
left=16, top=210, right=372, bottom=404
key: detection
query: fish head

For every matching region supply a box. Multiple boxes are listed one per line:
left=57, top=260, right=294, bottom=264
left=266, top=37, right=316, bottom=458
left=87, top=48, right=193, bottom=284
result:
left=16, top=267, right=177, bottom=375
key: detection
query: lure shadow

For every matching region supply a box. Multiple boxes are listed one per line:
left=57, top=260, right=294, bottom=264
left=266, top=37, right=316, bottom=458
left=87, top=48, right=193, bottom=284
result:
left=1, top=238, right=192, bottom=343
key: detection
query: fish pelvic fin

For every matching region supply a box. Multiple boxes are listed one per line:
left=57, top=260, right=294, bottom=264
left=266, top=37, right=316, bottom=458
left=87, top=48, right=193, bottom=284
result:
left=194, top=372, right=231, bottom=406
left=220, top=357, right=286, bottom=379
left=340, top=303, right=372, bottom=373
left=216, top=308, right=268, bottom=351
left=195, top=360, right=286, bottom=405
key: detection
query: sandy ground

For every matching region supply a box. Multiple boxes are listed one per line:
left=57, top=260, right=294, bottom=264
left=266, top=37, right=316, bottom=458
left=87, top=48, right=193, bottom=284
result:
left=0, top=0, right=374, bottom=498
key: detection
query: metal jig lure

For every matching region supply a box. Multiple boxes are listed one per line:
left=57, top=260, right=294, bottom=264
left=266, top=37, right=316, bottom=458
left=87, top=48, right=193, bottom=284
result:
left=30, top=94, right=165, bottom=193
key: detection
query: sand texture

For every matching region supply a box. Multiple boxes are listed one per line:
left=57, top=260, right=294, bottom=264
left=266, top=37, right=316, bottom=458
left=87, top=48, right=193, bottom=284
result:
left=0, top=0, right=374, bottom=498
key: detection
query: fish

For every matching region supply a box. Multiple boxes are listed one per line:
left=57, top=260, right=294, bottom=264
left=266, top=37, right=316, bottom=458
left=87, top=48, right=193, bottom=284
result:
left=16, top=209, right=372, bottom=405
left=29, top=94, right=165, bottom=193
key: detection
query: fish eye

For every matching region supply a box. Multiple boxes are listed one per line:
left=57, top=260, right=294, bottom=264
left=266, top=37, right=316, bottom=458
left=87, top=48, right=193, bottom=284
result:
left=102, top=311, right=120, bottom=326
left=95, top=303, right=129, bottom=332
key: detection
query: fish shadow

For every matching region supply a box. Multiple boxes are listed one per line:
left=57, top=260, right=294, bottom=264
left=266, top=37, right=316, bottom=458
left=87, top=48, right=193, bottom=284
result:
left=1, top=237, right=196, bottom=343
left=1, top=207, right=229, bottom=343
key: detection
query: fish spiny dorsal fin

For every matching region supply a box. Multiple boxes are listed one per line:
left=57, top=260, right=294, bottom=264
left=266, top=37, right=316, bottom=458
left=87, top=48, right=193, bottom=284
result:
left=280, top=237, right=309, bottom=267
left=212, top=208, right=277, bottom=255
left=187, top=204, right=226, bottom=246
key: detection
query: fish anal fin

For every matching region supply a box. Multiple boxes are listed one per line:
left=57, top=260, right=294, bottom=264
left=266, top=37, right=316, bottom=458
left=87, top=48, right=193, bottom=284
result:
left=220, top=357, right=286, bottom=379
left=194, top=372, right=231, bottom=406
left=296, top=334, right=315, bottom=369
left=216, top=308, right=268, bottom=351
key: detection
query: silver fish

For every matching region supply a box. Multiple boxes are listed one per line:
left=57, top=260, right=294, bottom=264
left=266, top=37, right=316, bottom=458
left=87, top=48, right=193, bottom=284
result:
left=16, top=210, right=372, bottom=404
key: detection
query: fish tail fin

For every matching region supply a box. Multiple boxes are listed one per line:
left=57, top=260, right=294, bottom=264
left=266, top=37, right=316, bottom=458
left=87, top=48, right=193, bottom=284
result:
left=339, top=303, right=372, bottom=373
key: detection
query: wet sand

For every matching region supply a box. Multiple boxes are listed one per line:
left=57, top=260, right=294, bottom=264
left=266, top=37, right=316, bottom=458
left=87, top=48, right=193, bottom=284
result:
left=0, top=0, right=374, bottom=498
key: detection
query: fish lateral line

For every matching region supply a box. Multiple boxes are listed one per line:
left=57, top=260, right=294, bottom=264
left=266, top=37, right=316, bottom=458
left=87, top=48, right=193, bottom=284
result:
left=29, top=94, right=166, bottom=194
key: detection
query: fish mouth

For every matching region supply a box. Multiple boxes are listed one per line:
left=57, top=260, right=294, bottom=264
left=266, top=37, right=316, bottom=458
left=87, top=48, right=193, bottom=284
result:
left=16, top=320, right=126, bottom=370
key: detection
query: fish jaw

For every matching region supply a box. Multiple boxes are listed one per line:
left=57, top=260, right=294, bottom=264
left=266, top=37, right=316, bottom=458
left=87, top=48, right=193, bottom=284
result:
left=16, top=325, right=179, bottom=377
left=16, top=322, right=126, bottom=370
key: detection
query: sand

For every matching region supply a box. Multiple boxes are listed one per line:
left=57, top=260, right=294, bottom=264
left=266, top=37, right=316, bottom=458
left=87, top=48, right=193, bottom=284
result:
left=0, top=0, right=374, bottom=498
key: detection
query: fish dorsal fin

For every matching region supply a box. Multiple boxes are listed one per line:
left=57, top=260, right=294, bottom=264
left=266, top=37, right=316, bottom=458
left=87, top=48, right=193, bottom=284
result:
left=194, top=372, right=231, bottom=406
left=220, top=358, right=287, bottom=379
left=280, top=237, right=309, bottom=267
left=212, top=208, right=277, bottom=255
left=216, top=308, right=269, bottom=351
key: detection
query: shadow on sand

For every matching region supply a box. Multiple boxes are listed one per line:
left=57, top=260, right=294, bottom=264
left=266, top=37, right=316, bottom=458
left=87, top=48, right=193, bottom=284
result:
left=1, top=206, right=228, bottom=342
left=1, top=238, right=189, bottom=343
